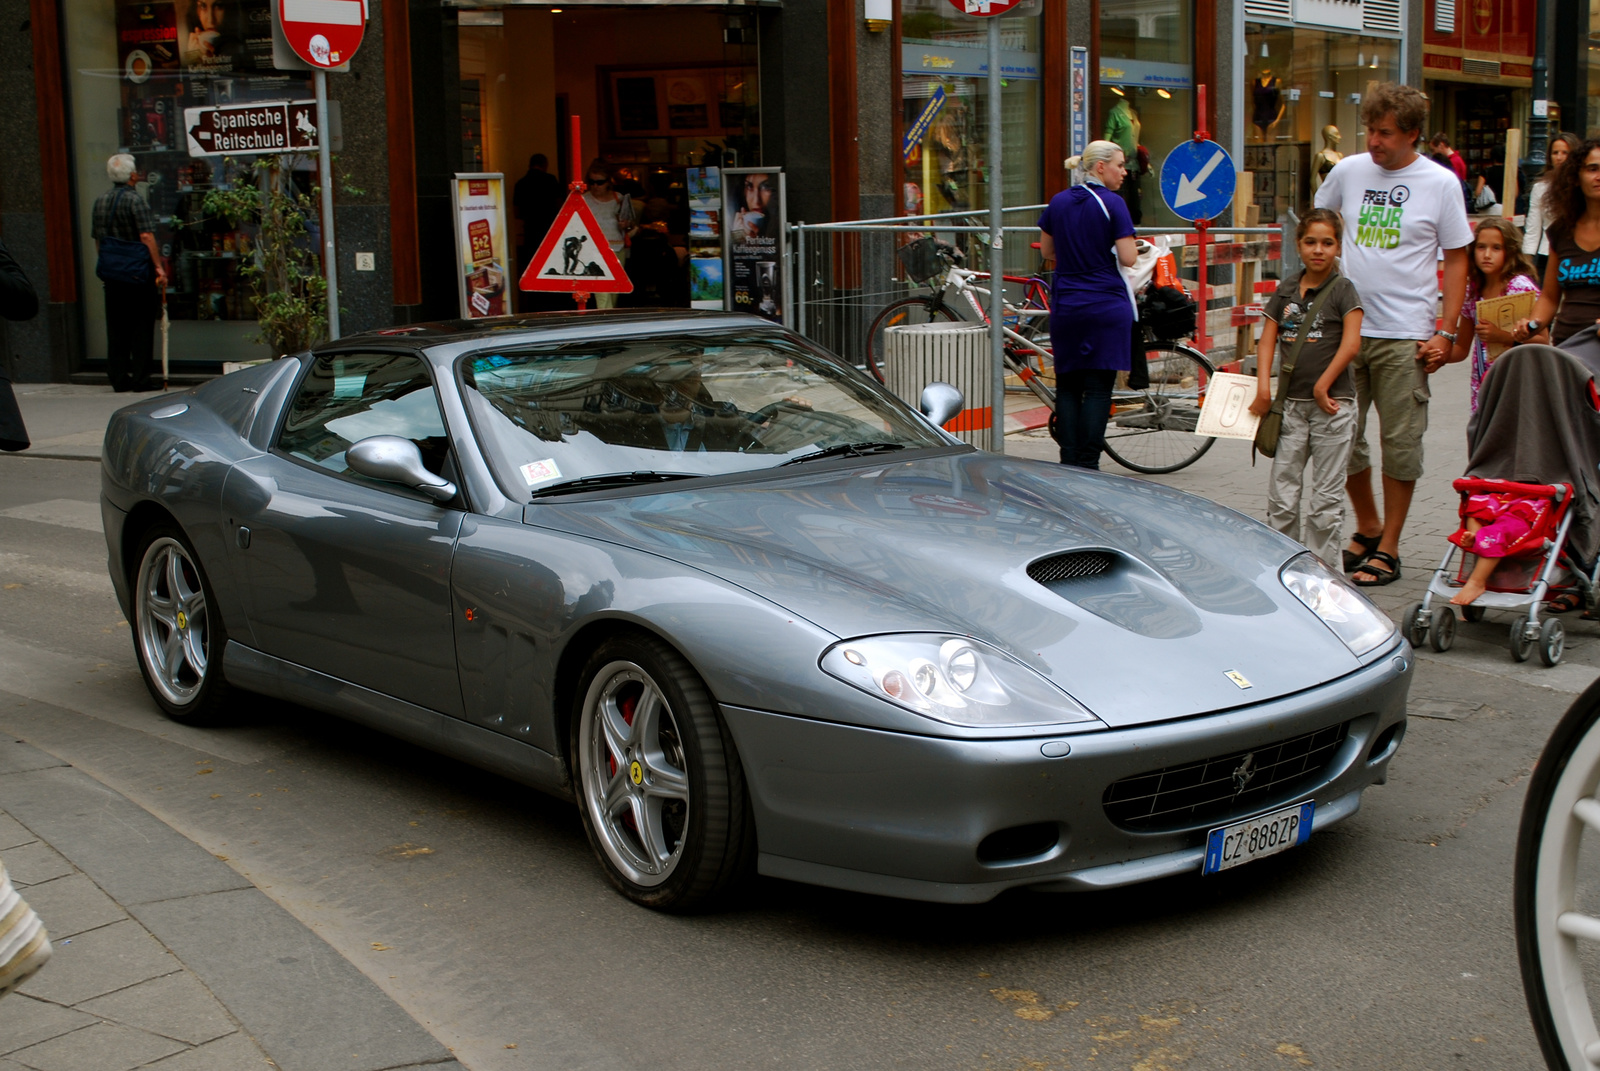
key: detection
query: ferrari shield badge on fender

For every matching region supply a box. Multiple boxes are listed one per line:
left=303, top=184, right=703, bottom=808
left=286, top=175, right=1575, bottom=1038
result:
left=1225, top=670, right=1252, bottom=690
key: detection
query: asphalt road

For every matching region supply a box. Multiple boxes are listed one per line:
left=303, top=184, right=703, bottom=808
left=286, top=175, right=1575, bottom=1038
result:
left=0, top=450, right=1579, bottom=1071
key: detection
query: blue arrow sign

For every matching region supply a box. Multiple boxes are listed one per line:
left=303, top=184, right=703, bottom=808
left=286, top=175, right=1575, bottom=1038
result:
left=1159, top=139, right=1236, bottom=222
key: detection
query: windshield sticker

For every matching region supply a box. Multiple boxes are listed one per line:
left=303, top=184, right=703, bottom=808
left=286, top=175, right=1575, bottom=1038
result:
left=333, top=374, right=366, bottom=399
left=520, top=458, right=562, bottom=485
left=471, top=355, right=513, bottom=373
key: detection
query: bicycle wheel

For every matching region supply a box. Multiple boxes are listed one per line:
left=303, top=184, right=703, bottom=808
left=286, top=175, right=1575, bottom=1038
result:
left=1517, top=678, right=1600, bottom=1070
left=864, top=297, right=961, bottom=384
left=1101, top=343, right=1217, bottom=475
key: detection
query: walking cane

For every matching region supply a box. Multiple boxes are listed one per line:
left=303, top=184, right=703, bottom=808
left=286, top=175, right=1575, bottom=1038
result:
left=159, top=287, right=169, bottom=392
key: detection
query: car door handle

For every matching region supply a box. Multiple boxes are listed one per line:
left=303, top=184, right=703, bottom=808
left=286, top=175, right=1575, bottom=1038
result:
left=237, top=526, right=251, bottom=550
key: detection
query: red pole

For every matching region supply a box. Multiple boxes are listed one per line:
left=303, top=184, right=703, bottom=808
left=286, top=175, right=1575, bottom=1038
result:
left=1191, top=85, right=1210, bottom=354
left=569, top=115, right=590, bottom=310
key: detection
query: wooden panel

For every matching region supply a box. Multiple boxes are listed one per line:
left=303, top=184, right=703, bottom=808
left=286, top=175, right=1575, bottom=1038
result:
left=29, top=0, right=75, bottom=303
left=384, top=0, right=422, bottom=306
left=1089, top=0, right=1100, bottom=138
left=892, top=0, right=904, bottom=217
left=1195, top=0, right=1216, bottom=138
left=1042, top=0, right=1069, bottom=194
left=828, top=0, right=858, bottom=223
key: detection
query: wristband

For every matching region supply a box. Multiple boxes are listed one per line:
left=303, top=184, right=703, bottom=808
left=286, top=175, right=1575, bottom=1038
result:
left=1436, top=330, right=1457, bottom=344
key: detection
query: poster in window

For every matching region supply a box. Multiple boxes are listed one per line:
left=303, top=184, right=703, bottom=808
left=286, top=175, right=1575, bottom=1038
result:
left=173, top=0, right=265, bottom=71
left=119, top=1, right=180, bottom=80
left=452, top=173, right=510, bottom=319
left=615, top=77, right=659, bottom=133
left=686, top=166, right=723, bottom=310
left=665, top=76, right=709, bottom=131
left=722, top=168, right=786, bottom=327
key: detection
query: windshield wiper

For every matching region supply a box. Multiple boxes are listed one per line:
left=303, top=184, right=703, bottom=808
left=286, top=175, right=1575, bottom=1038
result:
left=528, top=472, right=702, bottom=500
left=781, top=441, right=908, bottom=466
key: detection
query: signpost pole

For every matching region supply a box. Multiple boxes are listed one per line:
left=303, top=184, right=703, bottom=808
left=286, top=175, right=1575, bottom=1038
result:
left=569, top=114, right=590, bottom=311
left=987, top=15, right=1005, bottom=453
left=1193, top=85, right=1210, bottom=356
left=315, top=69, right=340, bottom=340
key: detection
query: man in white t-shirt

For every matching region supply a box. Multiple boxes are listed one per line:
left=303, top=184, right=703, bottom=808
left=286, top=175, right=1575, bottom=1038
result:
left=1313, top=83, right=1471, bottom=587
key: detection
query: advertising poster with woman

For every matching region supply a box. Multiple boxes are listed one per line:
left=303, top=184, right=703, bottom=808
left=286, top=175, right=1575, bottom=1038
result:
left=452, top=174, right=510, bottom=319
left=721, top=168, right=786, bottom=326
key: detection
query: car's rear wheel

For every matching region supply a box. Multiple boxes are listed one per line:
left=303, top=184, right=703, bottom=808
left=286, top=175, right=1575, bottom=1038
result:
left=571, top=634, right=753, bottom=911
left=131, top=525, right=231, bottom=723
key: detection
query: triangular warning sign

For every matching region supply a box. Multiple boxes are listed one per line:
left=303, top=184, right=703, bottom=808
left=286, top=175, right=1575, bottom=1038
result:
left=520, top=191, right=633, bottom=293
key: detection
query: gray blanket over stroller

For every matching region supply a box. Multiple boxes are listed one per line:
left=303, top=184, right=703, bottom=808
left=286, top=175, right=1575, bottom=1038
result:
left=1465, top=340, right=1600, bottom=566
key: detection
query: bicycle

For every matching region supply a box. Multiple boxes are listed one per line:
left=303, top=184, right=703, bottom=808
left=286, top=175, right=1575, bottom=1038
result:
left=1515, top=678, right=1600, bottom=1070
left=863, top=237, right=1051, bottom=386
left=901, top=258, right=1216, bottom=475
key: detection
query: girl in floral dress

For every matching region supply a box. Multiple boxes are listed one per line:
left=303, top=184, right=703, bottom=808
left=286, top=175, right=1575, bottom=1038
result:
left=1447, top=217, right=1546, bottom=412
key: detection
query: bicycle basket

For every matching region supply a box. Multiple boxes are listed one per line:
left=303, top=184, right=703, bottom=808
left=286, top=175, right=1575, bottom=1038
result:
left=1138, top=284, right=1197, bottom=342
left=896, top=237, right=944, bottom=284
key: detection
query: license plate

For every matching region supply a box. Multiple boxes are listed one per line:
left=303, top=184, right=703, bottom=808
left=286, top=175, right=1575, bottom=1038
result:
left=1202, top=801, right=1314, bottom=875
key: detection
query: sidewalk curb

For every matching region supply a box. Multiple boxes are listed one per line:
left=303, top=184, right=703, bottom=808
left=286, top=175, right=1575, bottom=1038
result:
left=0, top=737, right=466, bottom=1071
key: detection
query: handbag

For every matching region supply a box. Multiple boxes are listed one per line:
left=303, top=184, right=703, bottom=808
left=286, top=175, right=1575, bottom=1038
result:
left=95, top=188, right=156, bottom=286
left=1254, top=274, right=1340, bottom=460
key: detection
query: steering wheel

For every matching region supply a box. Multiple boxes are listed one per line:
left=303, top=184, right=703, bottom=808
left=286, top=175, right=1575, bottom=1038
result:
left=750, top=398, right=816, bottom=424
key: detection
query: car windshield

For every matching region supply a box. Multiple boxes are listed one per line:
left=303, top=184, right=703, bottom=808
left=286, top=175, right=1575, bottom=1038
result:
left=459, top=331, right=952, bottom=497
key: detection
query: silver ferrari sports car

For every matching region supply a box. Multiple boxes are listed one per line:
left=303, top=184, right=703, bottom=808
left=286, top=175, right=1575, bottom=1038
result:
left=101, top=310, right=1412, bottom=910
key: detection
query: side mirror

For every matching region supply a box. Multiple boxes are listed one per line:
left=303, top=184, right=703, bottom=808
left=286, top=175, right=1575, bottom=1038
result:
left=346, top=435, right=458, bottom=503
left=919, top=382, right=964, bottom=429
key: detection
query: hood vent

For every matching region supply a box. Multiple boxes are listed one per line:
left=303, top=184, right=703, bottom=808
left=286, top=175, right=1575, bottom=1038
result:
left=1028, top=551, right=1117, bottom=585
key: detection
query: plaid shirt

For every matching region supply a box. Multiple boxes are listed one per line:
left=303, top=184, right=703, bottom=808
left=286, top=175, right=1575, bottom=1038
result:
left=91, top=183, right=155, bottom=242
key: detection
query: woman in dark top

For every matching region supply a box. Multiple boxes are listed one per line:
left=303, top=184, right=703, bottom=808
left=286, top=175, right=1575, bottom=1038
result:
left=1517, top=138, right=1600, bottom=347
left=1037, top=140, right=1139, bottom=468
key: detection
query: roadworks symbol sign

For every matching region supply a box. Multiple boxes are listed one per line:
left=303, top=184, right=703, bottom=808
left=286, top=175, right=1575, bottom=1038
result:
left=519, top=191, right=632, bottom=293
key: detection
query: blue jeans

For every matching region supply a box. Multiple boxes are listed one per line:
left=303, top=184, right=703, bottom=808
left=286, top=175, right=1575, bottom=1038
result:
left=1054, top=368, right=1117, bottom=469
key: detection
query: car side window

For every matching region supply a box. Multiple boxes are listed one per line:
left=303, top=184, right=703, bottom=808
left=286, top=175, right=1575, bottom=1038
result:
left=277, top=353, right=451, bottom=479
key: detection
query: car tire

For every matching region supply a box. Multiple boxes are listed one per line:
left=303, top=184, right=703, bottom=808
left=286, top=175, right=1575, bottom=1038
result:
left=130, top=524, right=232, bottom=724
left=571, top=633, right=755, bottom=912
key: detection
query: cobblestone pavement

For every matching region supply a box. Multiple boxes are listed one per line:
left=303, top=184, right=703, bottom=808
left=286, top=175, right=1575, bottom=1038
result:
left=1006, top=358, right=1600, bottom=695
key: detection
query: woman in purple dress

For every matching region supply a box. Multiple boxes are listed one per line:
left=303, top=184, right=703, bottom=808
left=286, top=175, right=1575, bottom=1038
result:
left=1037, top=141, right=1139, bottom=468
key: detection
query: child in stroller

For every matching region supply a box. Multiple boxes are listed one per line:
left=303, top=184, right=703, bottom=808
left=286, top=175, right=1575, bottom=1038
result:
left=1404, top=334, right=1600, bottom=666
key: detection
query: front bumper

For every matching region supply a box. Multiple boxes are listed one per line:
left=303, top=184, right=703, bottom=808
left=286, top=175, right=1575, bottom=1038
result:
left=723, top=640, right=1412, bottom=903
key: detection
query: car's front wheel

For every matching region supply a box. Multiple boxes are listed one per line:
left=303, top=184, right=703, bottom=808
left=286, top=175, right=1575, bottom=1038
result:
left=131, top=524, right=231, bottom=723
left=571, top=634, right=754, bottom=911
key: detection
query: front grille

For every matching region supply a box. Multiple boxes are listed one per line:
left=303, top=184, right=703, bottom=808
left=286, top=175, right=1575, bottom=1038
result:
left=1028, top=551, right=1116, bottom=585
left=1103, top=722, right=1350, bottom=832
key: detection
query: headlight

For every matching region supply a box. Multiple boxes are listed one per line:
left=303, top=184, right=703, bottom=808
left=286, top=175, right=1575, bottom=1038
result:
left=820, top=634, right=1104, bottom=729
left=1280, top=553, right=1396, bottom=656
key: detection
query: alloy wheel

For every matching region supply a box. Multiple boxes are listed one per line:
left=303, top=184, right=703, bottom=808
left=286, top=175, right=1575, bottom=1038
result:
left=578, top=661, right=691, bottom=887
left=135, top=536, right=211, bottom=707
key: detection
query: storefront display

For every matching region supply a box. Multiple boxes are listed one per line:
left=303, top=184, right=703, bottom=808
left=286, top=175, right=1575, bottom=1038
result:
left=1242, top=23, right=1400, bottom=219
left=1098, top=0, right=1193, bottom=229
left=721, top=168, right=785, bottom=326
left=900, top=0, right=1041, bottom=228
left=452, top=174, right=510, bottom=319
left=65, top=0, right=316, bottom=363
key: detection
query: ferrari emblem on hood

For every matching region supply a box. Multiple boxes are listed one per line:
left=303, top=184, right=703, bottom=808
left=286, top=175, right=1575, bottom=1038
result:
left=1225, top=670, right=1252, bottom=689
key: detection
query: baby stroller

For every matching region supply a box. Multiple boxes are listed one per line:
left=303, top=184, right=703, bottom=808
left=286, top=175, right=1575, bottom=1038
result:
left=1404, top=333, right=1600, bottom=666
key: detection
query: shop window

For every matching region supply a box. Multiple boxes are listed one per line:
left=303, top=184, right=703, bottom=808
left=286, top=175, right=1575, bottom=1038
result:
left=1098, top=0, right=1193, bottom=229
left=64, top=0, right=316, bottom=365
left=900, top=0, right=1042, bottom=231
left=1243, top=24, right=1399, bottom=219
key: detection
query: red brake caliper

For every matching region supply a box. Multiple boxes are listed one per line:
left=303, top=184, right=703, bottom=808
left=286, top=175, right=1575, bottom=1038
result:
left=611, top=691, right=640, bottom=832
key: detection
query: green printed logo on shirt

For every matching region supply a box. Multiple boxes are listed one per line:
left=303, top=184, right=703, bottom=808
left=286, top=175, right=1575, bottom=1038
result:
left=1354, top=185, right=1411, bottom=249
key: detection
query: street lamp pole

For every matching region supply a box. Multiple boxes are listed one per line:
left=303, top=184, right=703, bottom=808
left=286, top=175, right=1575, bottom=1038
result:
left=1528, top=0, right=1550, bottom=169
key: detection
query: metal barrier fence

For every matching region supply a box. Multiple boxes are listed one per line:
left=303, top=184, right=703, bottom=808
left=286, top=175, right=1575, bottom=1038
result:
left=789, top=209, right=1286, bottom=372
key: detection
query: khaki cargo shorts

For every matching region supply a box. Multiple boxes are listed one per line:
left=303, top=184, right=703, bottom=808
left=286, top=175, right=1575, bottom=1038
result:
left=1347, top=336, right=1430, bottom=482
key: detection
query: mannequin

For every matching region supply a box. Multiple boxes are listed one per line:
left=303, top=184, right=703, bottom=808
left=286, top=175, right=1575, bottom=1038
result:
left=1103, top=94, right=1142, bottom=224
left=1252, top=71, right=1284, bottom=142
left=1311, top=125, right=1343, bottom=193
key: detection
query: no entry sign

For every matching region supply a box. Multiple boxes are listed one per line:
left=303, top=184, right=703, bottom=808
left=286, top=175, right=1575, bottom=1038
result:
left=944, top=0, right=1027, bottom=14
left=278, top=0, right=366, bottom=68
